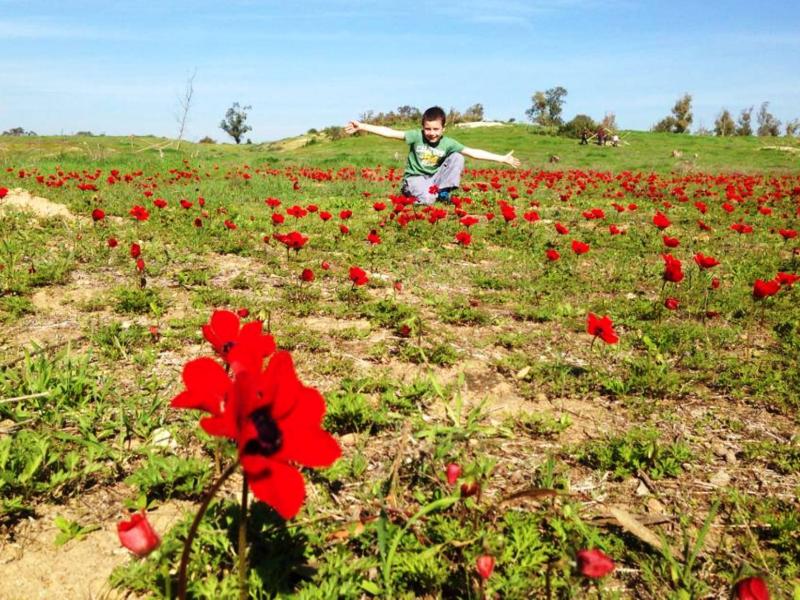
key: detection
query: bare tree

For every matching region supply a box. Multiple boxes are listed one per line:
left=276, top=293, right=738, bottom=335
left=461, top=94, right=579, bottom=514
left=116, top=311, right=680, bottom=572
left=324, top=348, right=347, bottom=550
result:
left=601, top=112, right=618, bottom=131
left=786, top=119, right=800, bottom=137
left=174, top=70, right=196, bottom=149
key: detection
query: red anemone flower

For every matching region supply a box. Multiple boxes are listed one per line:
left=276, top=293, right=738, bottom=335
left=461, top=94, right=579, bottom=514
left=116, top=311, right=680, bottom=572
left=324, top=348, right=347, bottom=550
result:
left=173, top=347, right=341, bottom=519
left=662, top=235, right=680, bottom=248
left=753, top=279, right=780, bottom=299
left=662, top=254, right=684, bottom=283
left=107, top=237, right=118, bottom=248
left=554, top=222, right=569, bottom=235
left=445, top=463, right=462, bottom=485
left=476, top=555, right=495, bottom=580
left=0, top=187, right=8, bottom=199
left=455, top=231, right=472, bottom=246
left=775, top=272, right=799, bottom=287
left=571, top=240, right=590, bottom=255
left=129, top=205, right=150, bottom=221
left=301, top=268, right=315, bottom=282
left=652, top=212, right=671, bottom=229
left=200, top=310, right=276, bottom=365
left=664, top=297, right=679, bottom=310
left=586, top=313, right=619, bottom=344
left=694, top=253, right=720, bottom=269
left=117, top=511, right=160, bottom=557
left=349, top=266, right=368, bottom=286
left=576, top=549, right=615, bottom=578
left=779, top=228, right=797, bottom=240
left=546, top=248, right=560, bottom=262
left=734, top=576, right=769, bottom=600
left=130, top=243, right=141, bottom=259
left=91, top=208, right=105, bottom=221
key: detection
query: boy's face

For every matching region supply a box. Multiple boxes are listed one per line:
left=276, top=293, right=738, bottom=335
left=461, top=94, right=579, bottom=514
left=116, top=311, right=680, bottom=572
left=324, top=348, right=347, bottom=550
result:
left=422, top=119, right=444, bottom=144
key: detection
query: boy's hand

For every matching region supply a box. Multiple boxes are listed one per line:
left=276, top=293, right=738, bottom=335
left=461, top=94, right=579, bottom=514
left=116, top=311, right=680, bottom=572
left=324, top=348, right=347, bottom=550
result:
left=344, top=120, right=362, bottom=135
left=505, top=151, right=521, bottom=168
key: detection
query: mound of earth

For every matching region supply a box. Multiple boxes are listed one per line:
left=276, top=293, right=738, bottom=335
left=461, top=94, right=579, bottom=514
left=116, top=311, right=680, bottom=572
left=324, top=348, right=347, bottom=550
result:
left=0, top=188, right=76, bottom=220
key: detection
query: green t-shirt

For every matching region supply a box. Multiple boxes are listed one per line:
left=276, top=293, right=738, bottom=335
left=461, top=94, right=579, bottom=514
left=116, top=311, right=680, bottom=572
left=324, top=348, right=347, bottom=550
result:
left=403, top=129, right=465, bottom=177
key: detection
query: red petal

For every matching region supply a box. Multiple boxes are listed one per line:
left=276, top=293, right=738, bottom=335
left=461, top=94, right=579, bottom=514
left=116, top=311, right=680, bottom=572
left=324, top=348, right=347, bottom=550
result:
left=247, top=459, right=306, bottom=519
left=276, top=429, right=341, bottom=467
left=203, top=310, right=240, bottom=349
left=200, top=414, right=237, bottom=439
left=172, top=358, right=231, bottom=414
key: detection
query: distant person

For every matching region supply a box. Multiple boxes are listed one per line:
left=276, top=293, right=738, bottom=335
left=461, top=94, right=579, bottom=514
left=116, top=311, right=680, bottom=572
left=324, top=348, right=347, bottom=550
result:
left=596, top=126, right=606, bottom=146
left=610, top=134, right=620, bottom=147
left=580, top=129, right=589, bottom=145
left=345, top=106, right=520, bottom=205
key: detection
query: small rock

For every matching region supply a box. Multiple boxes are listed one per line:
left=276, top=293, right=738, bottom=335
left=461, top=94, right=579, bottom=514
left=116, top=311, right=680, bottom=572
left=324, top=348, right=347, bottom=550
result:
left=709, top=469, right=731, bottom=488
left=515, top=366, right=531, bottom=380
left=636, top=480, right=650, bottom=496
left=150, top=427, right=177, bottom=451
left=339, top=433, right=356, bottom=446
left=646, top=497, right=666, bottom=513
left=725, top=450, right=738, bottom=464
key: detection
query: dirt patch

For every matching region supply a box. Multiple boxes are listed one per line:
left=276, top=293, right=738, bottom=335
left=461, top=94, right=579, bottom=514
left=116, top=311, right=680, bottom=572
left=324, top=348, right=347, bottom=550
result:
left=0, top=188, right=77, bottom=221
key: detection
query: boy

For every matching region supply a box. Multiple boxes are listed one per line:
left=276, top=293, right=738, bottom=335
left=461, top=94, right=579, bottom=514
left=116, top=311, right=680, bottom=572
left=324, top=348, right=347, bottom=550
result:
left=345, top=106, right=521, bottom=205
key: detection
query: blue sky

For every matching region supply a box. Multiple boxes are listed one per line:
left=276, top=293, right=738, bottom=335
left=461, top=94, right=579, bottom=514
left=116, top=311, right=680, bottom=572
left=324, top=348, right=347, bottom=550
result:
left=2, top=0, right=799, bottom=141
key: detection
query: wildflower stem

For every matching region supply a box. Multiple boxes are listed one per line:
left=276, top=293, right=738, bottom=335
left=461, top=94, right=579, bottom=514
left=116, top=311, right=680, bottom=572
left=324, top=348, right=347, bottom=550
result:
left=238, top=473, right=249, bottom=600
left=177, top=461, right=238, bottom=600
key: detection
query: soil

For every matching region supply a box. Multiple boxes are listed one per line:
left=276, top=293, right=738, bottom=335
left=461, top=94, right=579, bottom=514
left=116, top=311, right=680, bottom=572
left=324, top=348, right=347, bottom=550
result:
left=0, top=188, right=77, bottom=221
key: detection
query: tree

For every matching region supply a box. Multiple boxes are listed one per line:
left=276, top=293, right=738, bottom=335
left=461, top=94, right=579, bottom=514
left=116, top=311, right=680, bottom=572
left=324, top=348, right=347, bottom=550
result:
left=525, top=86, right=568, bottom=126
left=174, top=70, right=196, bottom=149
left=2, top=127, right=36, bottom=136
left=447, top=106, right=462, bottom=125
left=756, top=102, right=781, bottom=136
left=786, top=119, right=800, bottom=137
left=220, top=103, right=252, bottom=144
left=714, top=109, right=736, bottom=136
left=652, top=93, right=692, bottom=133
left=558, top=114, right=597, bottom=138
left=736, top=106, right=753, bottom=136
left=462, top=103, right=485, bottom=122
left=601, top=112, right=618, bottom=132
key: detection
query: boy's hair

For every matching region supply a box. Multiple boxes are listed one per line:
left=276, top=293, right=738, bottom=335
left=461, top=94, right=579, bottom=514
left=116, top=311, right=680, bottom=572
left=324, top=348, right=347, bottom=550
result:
left=421, top=106, right=446, bottom=126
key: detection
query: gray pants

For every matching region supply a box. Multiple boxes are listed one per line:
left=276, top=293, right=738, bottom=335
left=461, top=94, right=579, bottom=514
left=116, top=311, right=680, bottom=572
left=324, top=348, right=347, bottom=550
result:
left=401, top=153, right=465, bottom=206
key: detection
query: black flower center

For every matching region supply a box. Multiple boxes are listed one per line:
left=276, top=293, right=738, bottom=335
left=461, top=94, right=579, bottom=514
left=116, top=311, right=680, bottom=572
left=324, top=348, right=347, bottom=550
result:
left=243, top=406, right=282, bottom=457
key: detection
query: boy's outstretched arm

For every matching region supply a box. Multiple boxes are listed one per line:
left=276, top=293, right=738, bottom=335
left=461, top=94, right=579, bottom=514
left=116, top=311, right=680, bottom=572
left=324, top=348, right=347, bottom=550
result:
left=345, top=120, right=405, bottom=140
left=462, top=146, right=521, bottom=168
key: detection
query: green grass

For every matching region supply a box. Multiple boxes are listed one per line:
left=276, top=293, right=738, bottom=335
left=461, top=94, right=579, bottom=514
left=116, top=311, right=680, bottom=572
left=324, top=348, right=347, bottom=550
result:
left=0, top=130, right=798, bottom=598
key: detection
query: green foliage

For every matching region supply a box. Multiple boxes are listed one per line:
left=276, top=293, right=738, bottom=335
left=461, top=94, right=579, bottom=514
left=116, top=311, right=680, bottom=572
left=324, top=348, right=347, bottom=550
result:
left=113, top=286, right=165, bottom=315
left=559, top=114, right=598, bottom=138
left=219, top=102, right=252, bottom=144
left=576, top=427, right=692, bottom=479
left=125, top=453, right=212, bottom=500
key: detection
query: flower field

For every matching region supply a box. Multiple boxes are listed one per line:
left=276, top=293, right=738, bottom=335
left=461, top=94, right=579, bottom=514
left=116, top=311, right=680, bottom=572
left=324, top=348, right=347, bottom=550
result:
left=0, top=131, right=798, bottom=599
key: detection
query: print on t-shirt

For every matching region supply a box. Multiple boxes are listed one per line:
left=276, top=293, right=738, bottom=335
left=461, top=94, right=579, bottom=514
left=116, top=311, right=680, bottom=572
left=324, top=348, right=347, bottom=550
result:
left=415, top=144, right=446, bottom=168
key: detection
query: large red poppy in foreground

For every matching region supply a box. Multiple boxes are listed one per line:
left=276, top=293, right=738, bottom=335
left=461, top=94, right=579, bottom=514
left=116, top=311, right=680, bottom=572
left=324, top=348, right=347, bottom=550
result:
left=172, top=311, right=340, bottom=519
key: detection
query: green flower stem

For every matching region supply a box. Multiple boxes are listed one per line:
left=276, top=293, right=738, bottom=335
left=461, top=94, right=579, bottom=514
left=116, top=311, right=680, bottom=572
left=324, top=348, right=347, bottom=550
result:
left=238, top=473, right=249, bottom=600
left=178, top=461, right=238, bottom=600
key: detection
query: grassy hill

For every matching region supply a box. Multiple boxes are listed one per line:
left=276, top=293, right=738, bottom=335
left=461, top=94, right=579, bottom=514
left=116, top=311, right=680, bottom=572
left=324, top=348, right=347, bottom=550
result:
left=2, top=126, right=799, bottom=174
